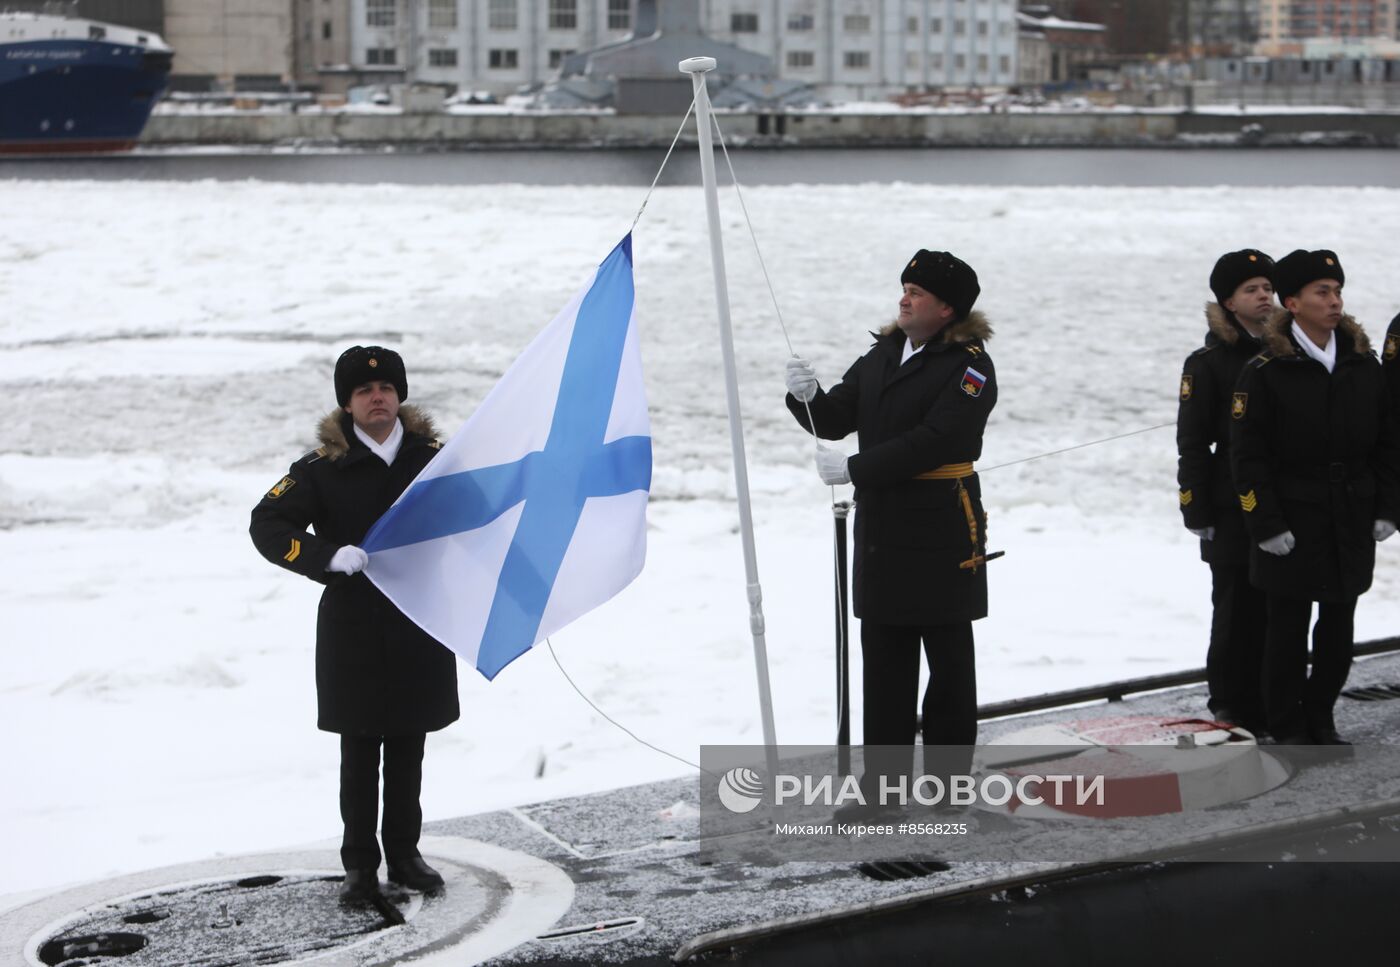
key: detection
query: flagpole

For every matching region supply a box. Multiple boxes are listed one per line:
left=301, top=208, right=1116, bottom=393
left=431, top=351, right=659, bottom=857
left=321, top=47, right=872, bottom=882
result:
left=679, top=55, right=780, bottom=777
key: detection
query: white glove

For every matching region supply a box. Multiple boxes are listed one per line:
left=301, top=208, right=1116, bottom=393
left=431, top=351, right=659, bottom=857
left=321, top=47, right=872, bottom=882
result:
left=1189, top=527, right=1215, bottom=541
left=816, top=446, right=850, bottom=486
left=785, top=356, right=818, bottom=403
left=327, top=545, right=369, bottom=574
left=1375, top=519, right=1397, bottom=542
left=1259, top=531, right=1296, bottom=557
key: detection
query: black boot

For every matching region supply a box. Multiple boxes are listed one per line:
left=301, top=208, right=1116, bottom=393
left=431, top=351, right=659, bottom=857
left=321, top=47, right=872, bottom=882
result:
left=387, top=856, right=445, bottom=893
left=339, top=869, right=381, bottom=903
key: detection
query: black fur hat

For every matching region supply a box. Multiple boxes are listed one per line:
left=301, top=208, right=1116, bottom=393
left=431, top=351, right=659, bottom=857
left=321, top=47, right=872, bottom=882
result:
left=335, top=345, right=407, bottom=407
left=1273, top=249, right=1345, bottom=304
left=901, top=250, right=980, bottom=320
left=1209, top=249, right=1274, bottom=305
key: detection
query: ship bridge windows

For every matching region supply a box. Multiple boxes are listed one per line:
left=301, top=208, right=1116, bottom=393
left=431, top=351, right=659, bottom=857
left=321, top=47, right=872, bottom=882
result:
left=88, top=25, right=106, bottom=40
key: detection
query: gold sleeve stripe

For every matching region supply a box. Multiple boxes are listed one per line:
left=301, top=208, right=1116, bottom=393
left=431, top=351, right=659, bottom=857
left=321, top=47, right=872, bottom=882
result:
left=1239, top=491, right=1258, bottom=512
left=1179, top=490, right=1193, bottom=506
left=284, top=538, right=302, bottom=563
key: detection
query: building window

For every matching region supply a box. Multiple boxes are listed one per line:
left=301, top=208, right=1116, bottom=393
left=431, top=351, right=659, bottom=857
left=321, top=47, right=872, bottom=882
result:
left=977, top=20, right=988, bottom=36
left=786, top=50, right=815, bottom=68
left=428, top=0, right=457, bottom=28
left=931, top=17, right=942, bottom=33
left=905, top=51, right=920, bottom=68
left=428, top=48, right=458, bottom=67
left=788, top=12, right=814, bottom=30
left=954, top=53, right=966, bottom=70
left=366, top=0, right=395, bottom=28
left=907, top=16, right=919, bottom=33
left=731, top=12, right=759, bottom=32
left=843, top=14, right=871, bottom=32
left=548, top=48, right=575, bottom=68
left=954, top=19, right=965, bottom=36
left=608, top=0, right=630, bottom=30
left=999, top=55, right=1010, bottom=73
left=844, top=50, right=870, bottom=69
left=930, top=53, right=943, bottom=70
left=366, top=46, right=397, bottom=64
left=549, top=0, right=578, bottom=29
left=488, top=47, right=519, bottom=68
left=322, top=21, right=331, bottom=40
left=977, top=53, right=988, bottom=72
left=488, top=0, right=517, bottom=30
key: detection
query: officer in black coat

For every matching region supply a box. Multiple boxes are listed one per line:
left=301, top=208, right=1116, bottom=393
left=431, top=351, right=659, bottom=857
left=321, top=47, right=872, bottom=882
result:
left=1383, top=309, right=1400, bottom=405
left=784, top=251, right=995, bottom=794
left=1176, top=250, right=1276, bottom=733
left=1230, top=252, right=1400, bottom=744
left=251, top=346, right=459, bottom=900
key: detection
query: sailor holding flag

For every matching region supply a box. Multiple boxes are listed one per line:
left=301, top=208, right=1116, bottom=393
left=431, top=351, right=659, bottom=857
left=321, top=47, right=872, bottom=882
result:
left=250, top=346, right=458, bottom=903
left=783, top=251, right=995, bottom=788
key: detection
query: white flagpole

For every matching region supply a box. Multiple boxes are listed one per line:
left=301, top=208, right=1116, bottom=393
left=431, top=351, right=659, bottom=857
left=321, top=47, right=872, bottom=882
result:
left=678, top=56, right=780, bottom=775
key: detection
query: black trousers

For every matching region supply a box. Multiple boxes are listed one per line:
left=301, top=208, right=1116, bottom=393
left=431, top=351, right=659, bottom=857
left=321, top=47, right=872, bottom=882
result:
left=1263, top=594, right=1356, bottom=739
left=860, top=620, right=977, bottom=792
left=339, top=733, right=426, bottom=872
left=1205, top=560, right=1268, bottom=723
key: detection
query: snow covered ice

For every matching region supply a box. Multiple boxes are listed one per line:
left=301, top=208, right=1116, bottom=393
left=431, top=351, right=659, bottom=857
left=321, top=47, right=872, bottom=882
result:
left=4, top=176, right=1400, bottom=898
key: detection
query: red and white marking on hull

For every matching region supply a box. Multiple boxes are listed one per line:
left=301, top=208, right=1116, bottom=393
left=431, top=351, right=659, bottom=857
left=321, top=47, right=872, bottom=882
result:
left=975, top=715, right=1291, bottom=820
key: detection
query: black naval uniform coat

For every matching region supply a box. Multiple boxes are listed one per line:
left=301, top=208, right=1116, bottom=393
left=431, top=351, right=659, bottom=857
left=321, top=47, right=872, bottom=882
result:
left=250, top=405, right=460, bottom=737
left=1230, top=312, right=1400, bottom=602
left=1177, top=303, right=1271, bottom=723
left=1383, top=310, right=1400, bottom=413
left=1177, top=303, right=1267, bottom=567
left=785, top=312, right=997, bottom=625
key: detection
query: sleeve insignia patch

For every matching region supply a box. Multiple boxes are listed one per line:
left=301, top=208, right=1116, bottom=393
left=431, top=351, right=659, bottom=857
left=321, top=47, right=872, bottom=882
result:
left=1179, top=489, right=1193, bottom=506
left=266, top=475, right=297, bottom=499
left=1231, top=393, right=1248, bottom=420
left=1386, top=334, right=1398, bottom=362
left=1180, top=375, right=1193, bottom=401
left=283, top=538, right=302, bottom=562
left=961, top=366, right=988, bottom=397
left=1239, top=490, right=1258, bottom=512
left=429, top=439, right=444, bottom=450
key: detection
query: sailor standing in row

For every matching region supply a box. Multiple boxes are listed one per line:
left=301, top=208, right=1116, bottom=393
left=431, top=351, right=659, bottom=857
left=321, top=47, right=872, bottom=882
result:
left=783, top=250, right=995, bottom=791
left=1176, top=250, right=1277, bottom=734
left=1230, top=251, right=1400, bottom=744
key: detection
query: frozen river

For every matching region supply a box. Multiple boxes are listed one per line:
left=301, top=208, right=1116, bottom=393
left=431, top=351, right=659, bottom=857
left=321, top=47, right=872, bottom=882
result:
left=2, top=146, right=1399, bottom=187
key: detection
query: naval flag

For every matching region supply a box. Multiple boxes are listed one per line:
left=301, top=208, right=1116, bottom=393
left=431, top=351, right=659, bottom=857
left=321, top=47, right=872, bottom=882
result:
left=361, top=235, right=652, bottom=679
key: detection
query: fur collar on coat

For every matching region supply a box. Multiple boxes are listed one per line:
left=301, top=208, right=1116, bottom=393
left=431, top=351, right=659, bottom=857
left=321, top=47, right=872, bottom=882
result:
left=1259, top=306, right=1370, bottom=359
left=315, top=404, right=439, bottom=461
left=879, top=309, right=993, bottom=345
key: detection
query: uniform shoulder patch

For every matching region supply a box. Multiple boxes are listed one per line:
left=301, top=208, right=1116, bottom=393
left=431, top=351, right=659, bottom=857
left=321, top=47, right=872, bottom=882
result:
left=428, top=439, right=444, bottom=450
left=1179, top=374, right=1194, bottom=401
left=302, top=446, right=328, bottom=464
left=1187, top=345, right=1216, bottom=358
left=964, top=344, right=983, bottom=357
left=961, top=366, right=989, bottom=397
left=1231, top=393, right=1248, bottom=420
left=1247, top=352, right=1273, bottom=369
left=266, top=475, right=297, bottom=499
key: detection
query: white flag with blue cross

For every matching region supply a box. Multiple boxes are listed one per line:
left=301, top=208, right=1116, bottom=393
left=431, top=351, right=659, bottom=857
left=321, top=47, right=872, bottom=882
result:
left=362, top=235, right=651, bottom=680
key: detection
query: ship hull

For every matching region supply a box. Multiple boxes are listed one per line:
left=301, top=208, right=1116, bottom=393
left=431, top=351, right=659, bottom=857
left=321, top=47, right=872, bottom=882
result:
left=0, top=39, right=170, bottom=153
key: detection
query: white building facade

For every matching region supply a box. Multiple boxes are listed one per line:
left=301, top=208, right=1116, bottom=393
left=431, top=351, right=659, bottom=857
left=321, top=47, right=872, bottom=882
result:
left=343, top=0, right=634, bottom=95
left=339, top=0, right=1017, bottom=100
left=704, top=0, right=1019, bottom=97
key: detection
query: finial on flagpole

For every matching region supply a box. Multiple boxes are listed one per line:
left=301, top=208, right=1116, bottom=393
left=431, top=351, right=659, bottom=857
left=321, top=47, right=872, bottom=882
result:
left=678, top=56, right=716, bottom=73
